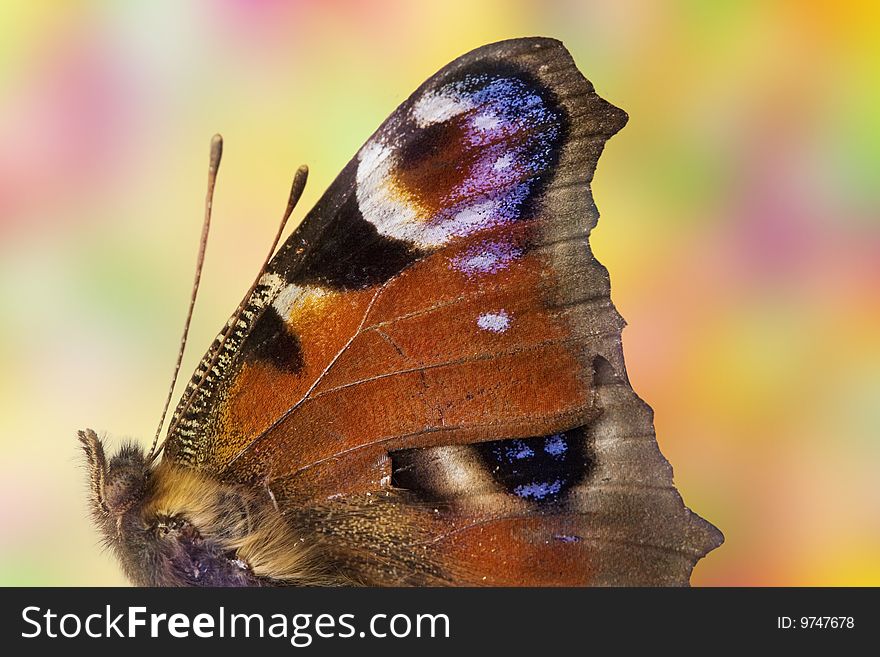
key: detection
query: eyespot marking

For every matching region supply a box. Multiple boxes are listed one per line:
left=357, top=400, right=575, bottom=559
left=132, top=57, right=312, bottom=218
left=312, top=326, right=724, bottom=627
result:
left=475, top=428, right=595, bottom=505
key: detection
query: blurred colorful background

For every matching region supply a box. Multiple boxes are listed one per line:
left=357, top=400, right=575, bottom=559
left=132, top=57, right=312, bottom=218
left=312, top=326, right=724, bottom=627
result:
left=1, top=1, right=877, bottom=586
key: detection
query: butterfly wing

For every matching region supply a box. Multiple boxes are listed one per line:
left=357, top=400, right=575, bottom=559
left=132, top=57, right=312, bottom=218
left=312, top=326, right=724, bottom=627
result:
left=163, top=37, right=722, bottom=585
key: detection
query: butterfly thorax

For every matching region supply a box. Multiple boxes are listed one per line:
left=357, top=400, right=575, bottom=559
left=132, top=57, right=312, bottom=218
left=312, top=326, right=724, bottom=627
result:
left=78, top=429, right=330, bottom=586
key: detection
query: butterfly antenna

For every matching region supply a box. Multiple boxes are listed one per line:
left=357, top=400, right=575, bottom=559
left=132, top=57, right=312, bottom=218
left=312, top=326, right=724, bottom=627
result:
left=147, top=134, right=223, bottom=462
left=153, top=161, right=310, bottom=460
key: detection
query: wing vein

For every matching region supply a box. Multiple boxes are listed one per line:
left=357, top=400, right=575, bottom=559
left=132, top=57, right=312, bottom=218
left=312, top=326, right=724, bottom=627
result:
left=222, top=280, right=389, bottom=470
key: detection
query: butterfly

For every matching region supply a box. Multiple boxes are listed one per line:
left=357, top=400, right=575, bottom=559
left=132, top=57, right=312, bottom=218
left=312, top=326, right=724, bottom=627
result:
left=80, top=37, right=723, bottom=586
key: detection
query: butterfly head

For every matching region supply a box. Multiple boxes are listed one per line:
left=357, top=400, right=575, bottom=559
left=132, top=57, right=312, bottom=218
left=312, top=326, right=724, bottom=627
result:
left=78, top=429, right=165, bottom=584
left=79, top=429, right=149, bottom=522
left=78, top=429, right=333, bottom=586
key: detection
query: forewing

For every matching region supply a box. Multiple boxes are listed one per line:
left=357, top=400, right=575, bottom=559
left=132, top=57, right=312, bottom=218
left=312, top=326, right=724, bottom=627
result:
left=163, top=37, right=722, bottom=585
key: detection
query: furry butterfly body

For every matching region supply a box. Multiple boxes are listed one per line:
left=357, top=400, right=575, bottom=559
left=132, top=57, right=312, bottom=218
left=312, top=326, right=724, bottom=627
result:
left=81, top=37, right=722, bottom=586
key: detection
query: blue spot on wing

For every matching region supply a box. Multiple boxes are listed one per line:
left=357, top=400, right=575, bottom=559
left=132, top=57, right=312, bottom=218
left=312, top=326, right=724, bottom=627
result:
left=543, top=434, right=568, bottom=457
left=504, top=440, right=534, bottom=461
left=553, top=534, right=582, bottom=543
left=475, top=427, right=593, bottom=504
left=514, top=479, right=563, bottom=500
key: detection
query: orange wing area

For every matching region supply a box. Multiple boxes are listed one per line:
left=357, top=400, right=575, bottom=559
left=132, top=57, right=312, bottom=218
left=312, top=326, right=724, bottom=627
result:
left=221, top=221, right=617, bottom=496
left=214, top=286, right=378, bottom=465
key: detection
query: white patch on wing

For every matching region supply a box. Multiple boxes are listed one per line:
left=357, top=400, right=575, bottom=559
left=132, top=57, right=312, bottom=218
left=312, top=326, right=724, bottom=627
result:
left=412, top=90, right=473, bottom=127
left=271, top=282, right=306, bottom=318
left=410, top=446, right=498, bottom=505
left=271, top=283, right=328, bottom=319
left=472, top=112, right=500, bottom=130
left=451, top=239, right=523, bottom=277
left=450, top=200, right=496, bottom=231
left=356, top=141, right=510, bottom=247
left=357, top=140, right=504, bottom=249
left=493, top=153, right=513, bottom=170
left=357, top=140, right=392, bottom=174
left=462, top=252, right=498, bottom=272
left=356, top=87, right=509, bottom=249
left=415, top=200, right=499, bottom=246
left=477, top=310, right=511, bottom=333
left=258, top=272, right=284, bottom=297
left=355, top=140, right=420, bottom=244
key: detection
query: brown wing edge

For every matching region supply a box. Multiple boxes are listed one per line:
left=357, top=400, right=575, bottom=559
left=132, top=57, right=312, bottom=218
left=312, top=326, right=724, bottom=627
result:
left=516, top=38, right=725, bottom=583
